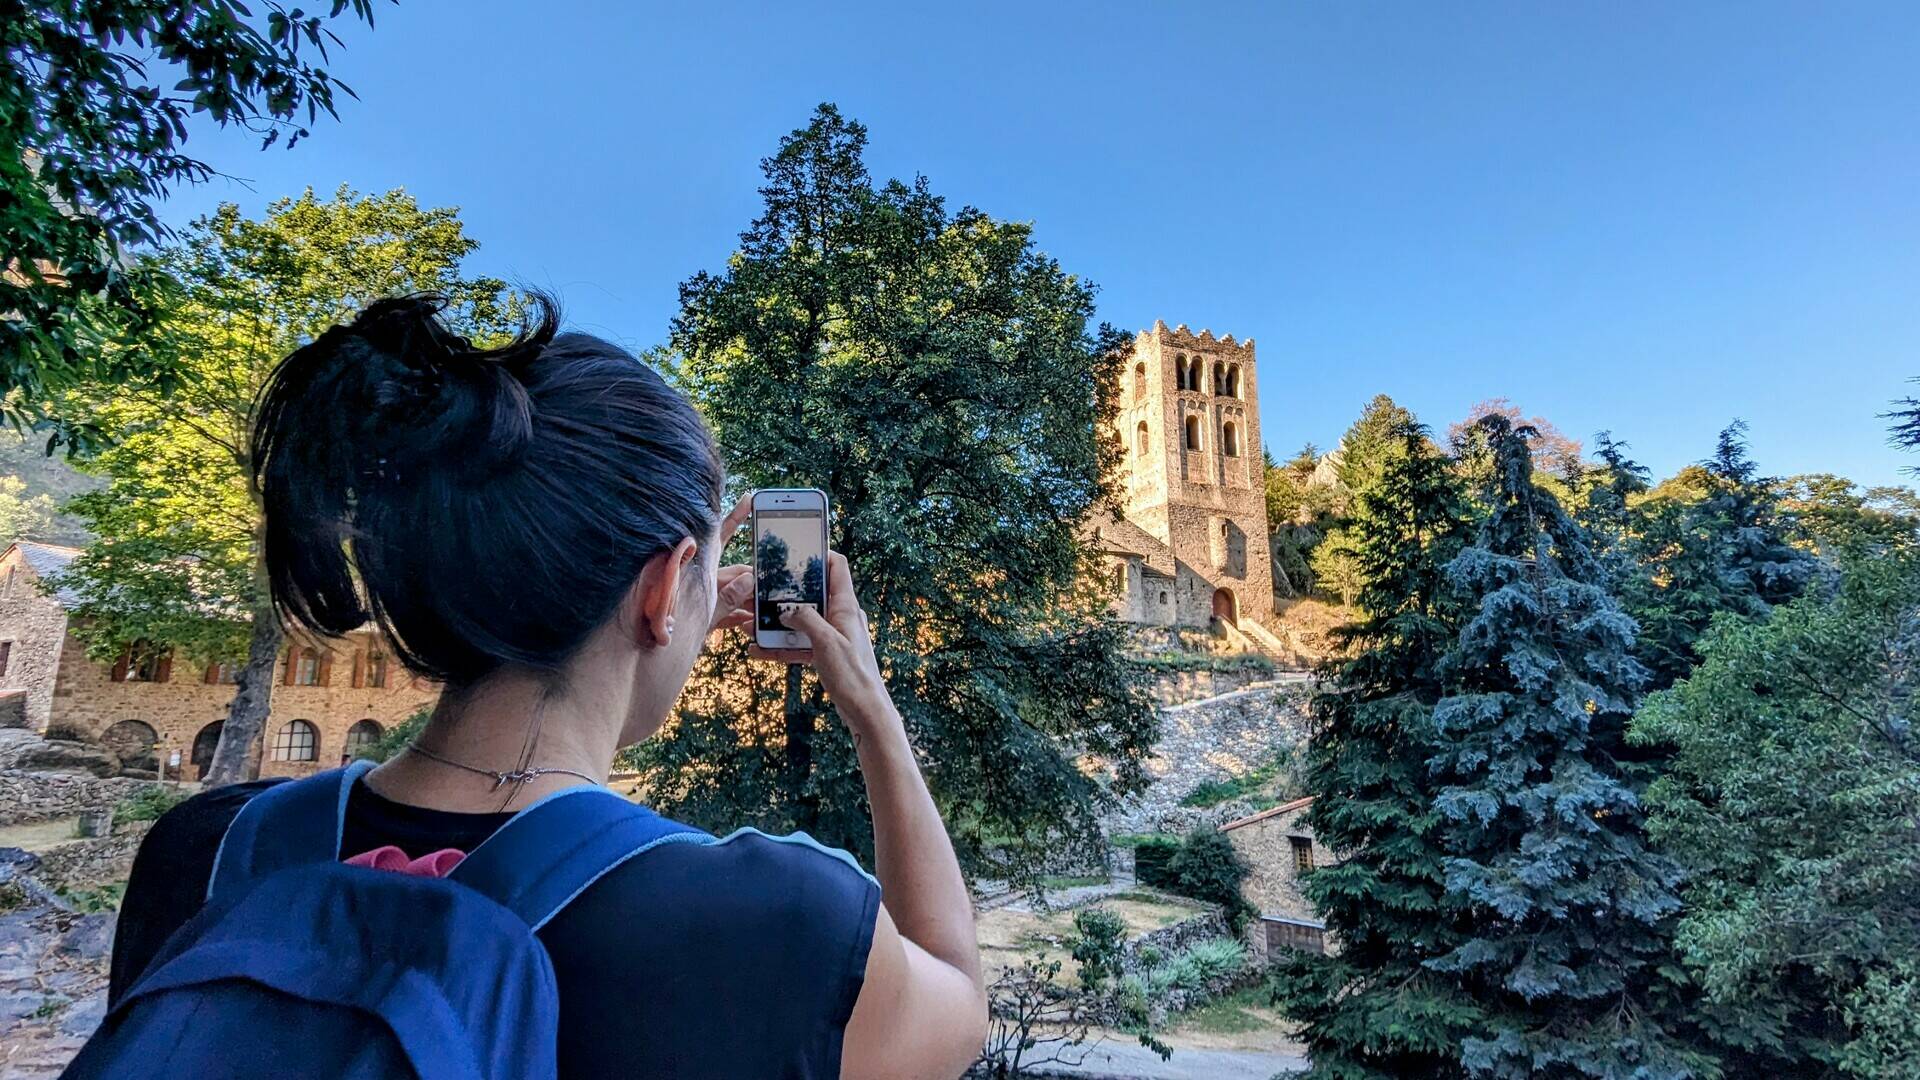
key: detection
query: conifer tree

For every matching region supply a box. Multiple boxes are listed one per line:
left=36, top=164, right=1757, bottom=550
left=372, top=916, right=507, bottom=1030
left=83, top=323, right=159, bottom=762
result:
left=1426, top=414, right=1704, bottom=1079
left=1622, top=421, right=1811, bottom=689
left=1269, top=417, right=1479, bottom=1079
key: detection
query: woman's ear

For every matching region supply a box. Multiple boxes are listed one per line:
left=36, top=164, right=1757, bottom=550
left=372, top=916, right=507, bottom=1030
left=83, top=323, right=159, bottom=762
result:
left=625, top=538, right=702, bottom=649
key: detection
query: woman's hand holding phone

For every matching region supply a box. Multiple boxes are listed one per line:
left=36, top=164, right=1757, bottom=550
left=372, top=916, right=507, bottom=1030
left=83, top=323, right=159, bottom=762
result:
left=757, top=552, right=898, bottom=733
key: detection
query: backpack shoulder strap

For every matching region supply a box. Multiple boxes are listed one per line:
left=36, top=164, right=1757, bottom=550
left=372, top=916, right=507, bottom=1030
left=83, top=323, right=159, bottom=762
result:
left=207, top=759, right=372, bottom=903
left=449, top=786, right=711, bottom=931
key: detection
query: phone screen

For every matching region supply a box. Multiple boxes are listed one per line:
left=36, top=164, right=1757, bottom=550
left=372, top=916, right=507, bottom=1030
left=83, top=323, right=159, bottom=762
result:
left=753, top=496, right=828, bottom=646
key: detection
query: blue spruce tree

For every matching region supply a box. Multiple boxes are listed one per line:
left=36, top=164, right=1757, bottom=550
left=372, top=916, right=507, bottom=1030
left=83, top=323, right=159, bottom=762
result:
left=1427, top=414, right=1707, bottom=1079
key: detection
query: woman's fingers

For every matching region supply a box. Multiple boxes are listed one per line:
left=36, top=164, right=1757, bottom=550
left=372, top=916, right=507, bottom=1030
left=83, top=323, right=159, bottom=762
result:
left=779, top=602, right=842, bottom=648
left=825, top=552, right=863, bottom=625
left=719, top=494, right=753, bottom=541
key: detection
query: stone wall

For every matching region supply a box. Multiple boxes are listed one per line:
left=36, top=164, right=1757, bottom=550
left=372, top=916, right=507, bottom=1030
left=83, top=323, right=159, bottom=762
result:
left=31, top=821, right=151, bottom=889
left=1145, top=666, right=1274, bottom=707
left=1101, top=684, right=1310, bottom=836
left=0, top=770, right=159, bottom=825
left=1119, top=905, right=1230, bottom=973
left=0, top=547, right=74, bottom=733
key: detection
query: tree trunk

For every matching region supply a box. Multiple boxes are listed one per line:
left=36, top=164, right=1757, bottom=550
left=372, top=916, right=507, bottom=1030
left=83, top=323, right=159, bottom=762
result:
left=782, top=662, right=815, bottom=831
left=205, top=597, right=283, bottom=787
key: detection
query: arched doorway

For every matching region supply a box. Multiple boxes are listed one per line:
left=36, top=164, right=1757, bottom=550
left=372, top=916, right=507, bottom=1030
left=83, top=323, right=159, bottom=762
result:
left=101, top=720, right=158, bottom=773
left=191, top=720, right=223, bottom=780
left=1211, top=587, right=1238, bottom=627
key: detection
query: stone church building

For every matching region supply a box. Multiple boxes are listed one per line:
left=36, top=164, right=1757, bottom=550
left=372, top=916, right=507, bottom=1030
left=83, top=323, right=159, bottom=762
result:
left=0, top=541, right=433, bottom=780
left=1089, top=322, right=1278, bottom=641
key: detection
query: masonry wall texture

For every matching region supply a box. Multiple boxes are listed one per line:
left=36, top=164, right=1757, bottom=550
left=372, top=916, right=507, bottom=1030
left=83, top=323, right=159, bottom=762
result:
left=1097, top=322, right=1277, bottom=635
left=1099, top=684, right=1309, bottom=836
left=0, top=543, right=438, bottom=781
left=1222, top=798, right=1331, bottom=960
left=0, top=771, right=159, bottom=826
left=0, top=546, right=75, bottom=734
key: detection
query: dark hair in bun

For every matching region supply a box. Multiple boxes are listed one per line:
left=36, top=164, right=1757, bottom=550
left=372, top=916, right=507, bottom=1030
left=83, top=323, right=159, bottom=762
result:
left=252, top=293, right=725, bottom=686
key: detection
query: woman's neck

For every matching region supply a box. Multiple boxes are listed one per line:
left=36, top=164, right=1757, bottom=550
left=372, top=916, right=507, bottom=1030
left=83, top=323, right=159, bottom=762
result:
left=366, top=668, right=629, bottom=813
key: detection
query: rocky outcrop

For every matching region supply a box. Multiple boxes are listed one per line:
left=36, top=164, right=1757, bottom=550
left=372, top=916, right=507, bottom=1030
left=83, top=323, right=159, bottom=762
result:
left=0, top=730, right=119, bottom=778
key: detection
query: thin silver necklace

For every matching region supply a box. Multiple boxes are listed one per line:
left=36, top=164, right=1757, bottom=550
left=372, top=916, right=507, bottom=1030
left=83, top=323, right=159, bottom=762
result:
left=403, top=694, right=598, bottom=810
left=402, top=741, right=600, bottom=792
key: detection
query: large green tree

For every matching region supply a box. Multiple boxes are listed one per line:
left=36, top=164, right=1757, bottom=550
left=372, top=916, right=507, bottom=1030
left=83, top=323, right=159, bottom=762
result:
left=1268, top=416, right=1479, bottom=1079
left=1425, top=415, right=1703, bottom=1079
left=49, top=188, right=516, bottom=784
left=2, top=0, right=385, bottom=432
left=634, top=105, right=1156, bottom=879
left=1632, top=551, right=1920, bottom=1077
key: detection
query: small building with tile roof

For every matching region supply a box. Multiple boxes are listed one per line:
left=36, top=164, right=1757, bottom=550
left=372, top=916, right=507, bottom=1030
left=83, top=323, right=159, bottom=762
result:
left=1221, top=795, right=1333, bottom=959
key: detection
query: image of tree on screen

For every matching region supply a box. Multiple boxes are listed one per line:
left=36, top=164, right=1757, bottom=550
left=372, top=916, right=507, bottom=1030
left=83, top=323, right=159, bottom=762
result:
left=755, top=516, right=825, bottom=631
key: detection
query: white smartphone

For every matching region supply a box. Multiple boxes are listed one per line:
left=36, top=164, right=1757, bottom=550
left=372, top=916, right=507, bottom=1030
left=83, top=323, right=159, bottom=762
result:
left=751, top=488, right=830, bottom=650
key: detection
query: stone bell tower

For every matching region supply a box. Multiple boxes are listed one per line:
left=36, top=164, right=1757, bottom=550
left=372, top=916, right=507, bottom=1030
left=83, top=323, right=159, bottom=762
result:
left=1113, top=322, right=1273, bottom=628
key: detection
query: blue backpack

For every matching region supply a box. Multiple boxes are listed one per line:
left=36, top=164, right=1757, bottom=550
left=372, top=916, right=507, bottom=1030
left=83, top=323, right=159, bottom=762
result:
left=64, top=760, right=712, bottom=1080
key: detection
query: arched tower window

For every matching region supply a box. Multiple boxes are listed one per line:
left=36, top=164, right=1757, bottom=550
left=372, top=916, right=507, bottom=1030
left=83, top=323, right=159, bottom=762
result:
left=1222, top=421, right=1239, bottom=457
left=1213, top=362, right=1226, bottom=395
left=1135, top=421, right=1149, bottom=458
left=1174, top=354, right=1189, bottom=391
left=1184, top=415, right=1202, bottom=451
left=1132, top=361, right=1146, bottom=402
left=1226, top=365, right=1241, bottom=398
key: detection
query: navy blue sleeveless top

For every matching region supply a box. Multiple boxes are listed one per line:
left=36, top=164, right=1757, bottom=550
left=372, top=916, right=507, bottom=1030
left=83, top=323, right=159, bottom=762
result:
left=109, top=779, right=881, bottom=1079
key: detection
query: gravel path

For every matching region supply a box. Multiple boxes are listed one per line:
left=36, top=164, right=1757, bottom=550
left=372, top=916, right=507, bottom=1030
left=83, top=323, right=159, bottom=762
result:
left=1027, top=1037, right=1306, bottom=1079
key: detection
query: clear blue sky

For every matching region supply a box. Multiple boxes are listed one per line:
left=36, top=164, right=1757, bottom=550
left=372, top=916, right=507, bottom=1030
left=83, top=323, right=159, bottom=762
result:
left=156, top=1, right=1920, bottom=486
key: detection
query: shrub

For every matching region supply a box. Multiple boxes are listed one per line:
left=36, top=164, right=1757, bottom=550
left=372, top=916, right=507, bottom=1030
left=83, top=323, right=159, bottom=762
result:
left=1133, top=837, right=1179, bottom=889
left=1178, top=937, right=1249, bottom=985
left=114, top=785, right=188, bottom=823
left=355, top=708, right=430, bottom=763
left=1067, top=907, right=1127, bottom=989
left=1167, top=829, right=1255, bottom=931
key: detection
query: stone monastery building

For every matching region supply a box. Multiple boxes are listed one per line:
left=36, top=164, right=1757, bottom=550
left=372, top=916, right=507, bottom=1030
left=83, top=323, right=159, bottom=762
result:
left=1090, top=322, right=1276, bottom=640
left=0, top=541, right=432, bottom=780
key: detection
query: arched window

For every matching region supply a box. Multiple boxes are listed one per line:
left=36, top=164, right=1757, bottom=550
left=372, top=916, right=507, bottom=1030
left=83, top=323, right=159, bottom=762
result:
left=1173, top=354, right=1188, bottom=391
left=1113, top=563, right=1128, bottom=596
left=1135, top=421, right=1149, bottom=457
left=292, top=647, right=320, bottom=686
left=366, top=651, right=388, bottom=689
left=1213, top=362, right=1226, bottom=395
left=101, top=719, right=158, bottom=773
left=1132, top=361, right=1147, bottom=402
left=270, top=719, right=317, bottom=762
left=1184, top=415, right=1202, bottom=451
left=1226, top=365, right=1241, bottom=398
left=343, top=719, right=384, bottom=758
left=1222, top=421, right=1239, bottom=457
